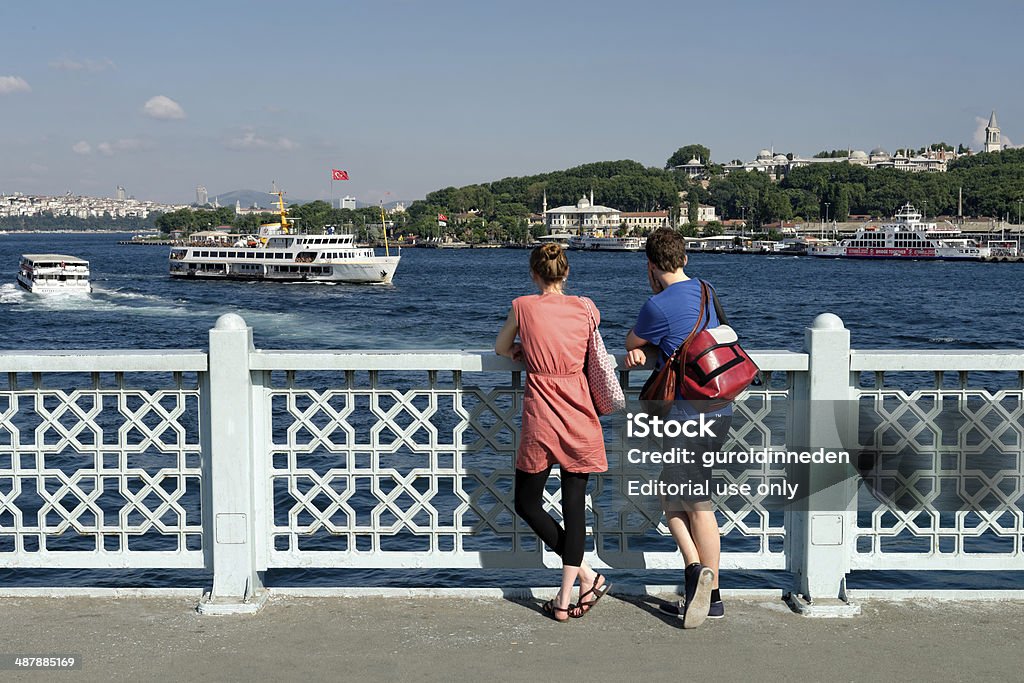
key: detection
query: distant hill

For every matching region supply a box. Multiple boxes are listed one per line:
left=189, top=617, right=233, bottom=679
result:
left=207, top=189, right=414, bottom=211
left=208, top=190, right=314, bottom=209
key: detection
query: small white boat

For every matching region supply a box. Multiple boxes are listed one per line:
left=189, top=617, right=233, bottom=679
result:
left=568, top=234, right=646, bottom=251
left=17, top=254, right=92, bottom=294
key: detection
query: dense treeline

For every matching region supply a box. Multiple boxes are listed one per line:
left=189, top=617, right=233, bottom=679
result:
left=402, top=159, right=688, bottom=239
left=145, top=144, right=1024, bottom=242
left=0, top=214, right=158, bottom=231
left=402, top=146, right=1024, bottom=235
left=773, top=148, right=1024, bottom=222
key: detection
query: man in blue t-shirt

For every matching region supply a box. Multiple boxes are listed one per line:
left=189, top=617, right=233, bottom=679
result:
left=625, top=227, right=729, bottom=629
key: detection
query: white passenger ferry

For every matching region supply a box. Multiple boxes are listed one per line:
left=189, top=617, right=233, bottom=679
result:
left=810, top=204, right=989, bottom=261
left=16, top=254, right=92, bottom=294
left=169, top=192, right=400, bottom=283
left=568, top=233, right=646, bottom=251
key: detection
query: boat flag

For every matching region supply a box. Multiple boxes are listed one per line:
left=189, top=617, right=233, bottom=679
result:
left=332, top=169, right=349, bottom=181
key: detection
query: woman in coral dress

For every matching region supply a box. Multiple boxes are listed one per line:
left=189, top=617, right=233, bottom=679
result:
left=495, top=243, right=610, bottom=621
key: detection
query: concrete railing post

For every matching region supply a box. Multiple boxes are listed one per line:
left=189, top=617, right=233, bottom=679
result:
left=784, top=313, right=860, bottom=616
left=197, top=314, right=267, bottom=614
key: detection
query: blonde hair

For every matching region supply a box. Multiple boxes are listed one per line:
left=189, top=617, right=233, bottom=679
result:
left=529, top=243, right=569, bottom=284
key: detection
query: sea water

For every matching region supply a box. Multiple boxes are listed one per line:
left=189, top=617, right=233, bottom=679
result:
left=1, top=232, right=1021, bottom=589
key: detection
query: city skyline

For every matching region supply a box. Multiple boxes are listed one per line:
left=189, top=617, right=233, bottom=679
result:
left=2, top=0, right=1022, bottom=205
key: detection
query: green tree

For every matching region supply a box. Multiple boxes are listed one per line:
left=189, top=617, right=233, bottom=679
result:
left=666, top=144, right=712, bottom=169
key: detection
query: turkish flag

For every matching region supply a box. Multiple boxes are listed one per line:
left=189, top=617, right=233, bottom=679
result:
left=438, top=213, right=448, bottom=221
left=332, top=169, right=349, bottom=180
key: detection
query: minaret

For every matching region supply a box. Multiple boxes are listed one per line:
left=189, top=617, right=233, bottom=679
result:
left=590, top=188, right=594, bottom=206
left=542, top=190, right=547, bottom=214
left=984, top=111, right=1002, bottom=153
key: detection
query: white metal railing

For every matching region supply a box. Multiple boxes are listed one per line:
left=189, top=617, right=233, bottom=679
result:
left=0, top=313, right=1021, bottom=614
left=850, top=351, right=1024, bottom=572
left=0, top=352, right=205, bottom=569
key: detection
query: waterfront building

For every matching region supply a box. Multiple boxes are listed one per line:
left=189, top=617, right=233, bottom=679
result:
left=984, top=111, right=1002, bottom=153
left=678, top=204, right=718, bottom=225
left=196, top=186, right=209, bottom=205
left=340, top=196, right=356, bottom=210
left=620, top=210, right=670, bottom=232
left=544, top=192, right=621, bottom=234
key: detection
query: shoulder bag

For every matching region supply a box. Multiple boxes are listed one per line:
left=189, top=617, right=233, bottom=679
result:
left=580, top=297, right=626, bottom=415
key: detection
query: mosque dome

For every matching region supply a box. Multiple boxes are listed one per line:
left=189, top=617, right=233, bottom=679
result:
left=757, top=149, right=772, bottom=160
left=850, top=150, right=868, bottom=160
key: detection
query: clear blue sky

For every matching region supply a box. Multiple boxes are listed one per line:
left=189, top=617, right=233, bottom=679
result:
left=2, top=0, right=1021, bottom=204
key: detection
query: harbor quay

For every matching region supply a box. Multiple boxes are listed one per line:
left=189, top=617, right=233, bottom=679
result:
left=0, top=313, right=1021, bottom=622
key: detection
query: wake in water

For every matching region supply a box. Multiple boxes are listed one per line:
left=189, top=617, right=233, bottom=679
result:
left=0, top=283, right=26, bottom=304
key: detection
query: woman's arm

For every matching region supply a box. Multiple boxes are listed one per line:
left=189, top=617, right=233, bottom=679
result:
left=494, top=308, right=522, bottom=360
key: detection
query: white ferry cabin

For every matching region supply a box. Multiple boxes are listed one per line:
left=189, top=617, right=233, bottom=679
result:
left=17, top=254, right=92, bottom=294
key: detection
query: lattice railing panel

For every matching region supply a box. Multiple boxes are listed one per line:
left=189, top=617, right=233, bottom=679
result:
left=265, top=368, right=792, bottom=567
left=0, top=372, right=204, bottom=565
left=854, top=370, right=1024, bottom=567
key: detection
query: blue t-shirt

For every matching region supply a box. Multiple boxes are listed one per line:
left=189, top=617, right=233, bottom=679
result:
left=634, top=279, right=720, bottom=364
left=633, top=278, right=731, bottom=415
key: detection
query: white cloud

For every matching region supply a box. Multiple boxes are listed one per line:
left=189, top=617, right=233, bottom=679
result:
left=50, top=58, right=116, bottom=72
left=142, top=95, right=186, bottom=120
left=73, top=138, right=150, bottom=156
left=99, top=138, right=147, bottom=156
left=0, top=76, right=31, bottom=95
left=225, top=128, right=298, bottom=152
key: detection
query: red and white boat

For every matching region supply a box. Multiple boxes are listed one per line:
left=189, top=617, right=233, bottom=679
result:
left=810, top=203, right=989, bottom=261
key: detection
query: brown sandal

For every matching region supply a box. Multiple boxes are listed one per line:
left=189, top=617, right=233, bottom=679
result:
left=570, top=574, right=612, bottom=618
left=543, top=597, right=572, bottom=622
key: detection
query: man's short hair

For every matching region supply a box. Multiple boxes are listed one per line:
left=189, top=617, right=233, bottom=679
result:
left=645, top=228, right=687, bottom=272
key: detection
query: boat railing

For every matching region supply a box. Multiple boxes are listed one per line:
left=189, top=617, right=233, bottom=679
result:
left=1, top=313, right=1021, bottom=613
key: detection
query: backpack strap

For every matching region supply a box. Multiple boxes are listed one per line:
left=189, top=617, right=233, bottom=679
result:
left=701, top=279, right=730, bottom=326
left=663, top=280, right=709, bottom=366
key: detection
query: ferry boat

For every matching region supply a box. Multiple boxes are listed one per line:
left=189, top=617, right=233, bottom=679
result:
left=536, top=232, right=573, bottom=247
left=810, top=204, right=989, bottom=261
left=17, top=254, right=92, bottom=294
left=567, top=233, right=646, bottom=251
left=168, top=192, right=400, bottom=283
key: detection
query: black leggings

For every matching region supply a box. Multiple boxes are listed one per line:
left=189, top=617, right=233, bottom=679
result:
left=514, top=467, right=590, bottom=566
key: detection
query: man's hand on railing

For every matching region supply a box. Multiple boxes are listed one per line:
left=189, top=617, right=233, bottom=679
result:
left=625, top=347, right=647, bottom=369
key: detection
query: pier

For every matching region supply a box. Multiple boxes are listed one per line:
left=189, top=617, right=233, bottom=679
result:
left=0, top=313, right=1021, bottom=618
left=1, top=593, right=1021, bottom=680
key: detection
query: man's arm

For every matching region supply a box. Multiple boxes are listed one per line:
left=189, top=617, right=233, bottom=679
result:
left=625, top=329, right=657, bottom=368
left=626, top=299, right=665, bottom=368
left=625, top=329, right=647, bottom=351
